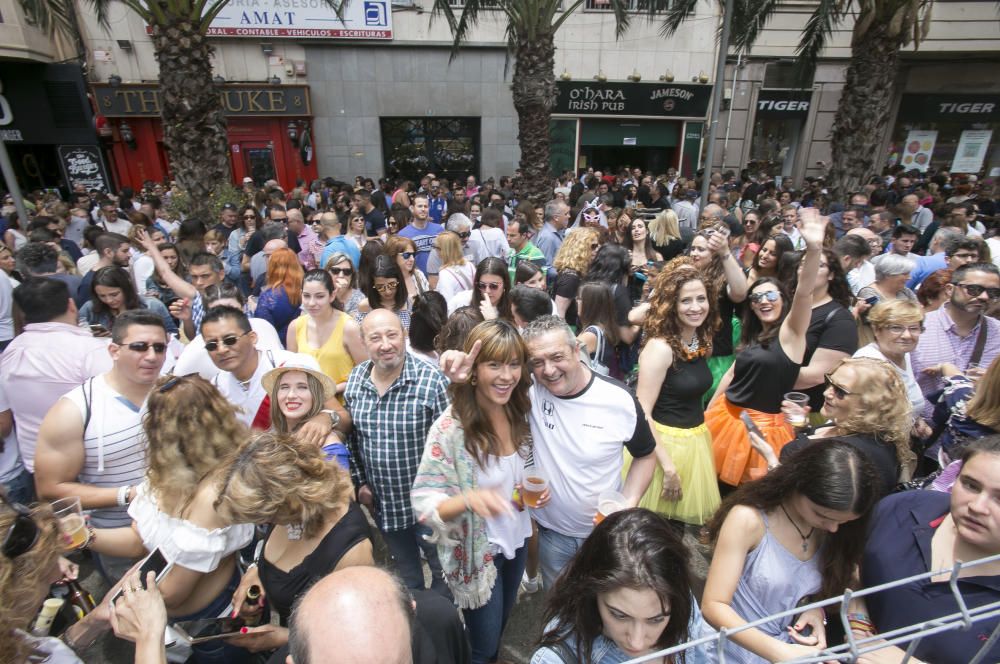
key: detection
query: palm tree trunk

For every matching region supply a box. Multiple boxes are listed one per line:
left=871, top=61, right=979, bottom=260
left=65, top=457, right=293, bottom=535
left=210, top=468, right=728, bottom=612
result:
left=512, top=33, right=557, bottom=207
left=825, top=22, right=900, bottom=201
left=150, top=19, right=230, bottom=221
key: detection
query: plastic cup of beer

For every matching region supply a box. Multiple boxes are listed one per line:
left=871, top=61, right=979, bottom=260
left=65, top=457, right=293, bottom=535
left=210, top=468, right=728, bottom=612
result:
left=52, top=497, right=89, bottom=550
left=783, top=392, right=810, bottom=428
left=522, top=471, right=548, bottom=508
left=595, top=490, right=627, bottom=525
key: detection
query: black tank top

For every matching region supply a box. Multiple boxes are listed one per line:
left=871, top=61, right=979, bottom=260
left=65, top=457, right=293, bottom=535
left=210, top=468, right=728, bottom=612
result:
left=725, top=338, right=801, bottom=414
left=258, top=501, right=372, bottom=623
left=652, top=354, right=712, bottom=429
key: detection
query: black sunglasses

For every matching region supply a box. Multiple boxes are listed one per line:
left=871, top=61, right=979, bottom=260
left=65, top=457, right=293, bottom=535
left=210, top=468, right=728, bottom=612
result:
left=1, top=493, right=39, bottom=559
left=328, top=267, right=354, bottom=276
left=123, top=341, right=168, bottom=354
left=956, top=283, right=1000, bottom=300
left=400, top=252, right=415, bottom=260
left=204, top=331, right=250, bottom=352
left=457, top=231, right=472, bottom=239
left=824, top=373, right=853, bottom=399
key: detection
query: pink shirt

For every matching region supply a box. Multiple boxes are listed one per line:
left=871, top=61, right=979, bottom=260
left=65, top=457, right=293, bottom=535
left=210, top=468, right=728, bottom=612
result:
left=0, top=322, right=112, bottom=471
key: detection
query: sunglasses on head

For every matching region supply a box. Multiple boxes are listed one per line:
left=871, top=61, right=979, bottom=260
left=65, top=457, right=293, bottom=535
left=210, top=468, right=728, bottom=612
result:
left=204, top=331, right=250, bottom=352
left=477, top=281, right=503, bottom=292
left=122, top=341, right=168, bottom=354
left=1, top=493, right=39, bottom=560
left=824, top=373, right=853, bottom=399
left=374, top=281, right=399, bottom=292
left=748, top=290, right=781, bottom=305
left=158, top=372, right=197, bottom=393
left=328, top=267, right=354, bottom=276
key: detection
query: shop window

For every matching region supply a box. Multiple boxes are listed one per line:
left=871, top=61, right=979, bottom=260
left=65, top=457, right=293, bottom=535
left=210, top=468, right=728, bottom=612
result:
left=381, top=117, right=480, bottom=183
left=749, top=115, right=803, bottom=178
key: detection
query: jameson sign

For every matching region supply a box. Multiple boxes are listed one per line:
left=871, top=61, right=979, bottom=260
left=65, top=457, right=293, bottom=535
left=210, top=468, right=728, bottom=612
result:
left=93, top=84, right=312, bottom=117
left=57, top=145, right=111, bottom=192
left=554, top=81, right=711, bottom=118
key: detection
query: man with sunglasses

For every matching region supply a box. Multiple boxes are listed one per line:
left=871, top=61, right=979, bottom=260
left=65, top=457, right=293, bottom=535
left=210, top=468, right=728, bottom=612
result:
left=202, top=306, right=345, bottom=443
left=34, top=310, right=168, bottom=581
left=912, top=262, right=1000, bottom=417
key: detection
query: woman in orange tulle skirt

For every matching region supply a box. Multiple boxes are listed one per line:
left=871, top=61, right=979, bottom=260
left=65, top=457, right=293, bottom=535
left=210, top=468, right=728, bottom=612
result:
left=706, top=212, right=830, bottom=488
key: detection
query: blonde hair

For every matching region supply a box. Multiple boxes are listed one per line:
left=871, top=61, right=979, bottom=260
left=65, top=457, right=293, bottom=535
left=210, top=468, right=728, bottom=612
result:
left=553, top=227, right=598, bottom=274
left=831, top=357, right=916, bottom=469
left=214, top=432, right=354, bottom=538
left=144, top=375, right=249, bottom=513
left=0, top=503, right=62, bottom=662
left=967, top=356, right=1000, bottom=431
left=434, top=231, right=467, bottom=268
left=648, top=209, right=682, bottom=245
left=867, top=299, right=924, bottom=328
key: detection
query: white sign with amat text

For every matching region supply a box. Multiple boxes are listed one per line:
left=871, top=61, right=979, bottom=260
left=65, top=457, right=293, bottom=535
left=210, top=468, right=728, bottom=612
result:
left=208, top=0, right=392, bottom=39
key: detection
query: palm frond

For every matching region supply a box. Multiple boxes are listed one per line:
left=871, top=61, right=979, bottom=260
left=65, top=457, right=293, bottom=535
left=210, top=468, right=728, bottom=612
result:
left=651, top=0, right=700, bottom=39
left=795, top=0, right=846, bottom=73
left=18, top=0, right=79, bottom=37
left=728, top=0, right=780, bottom=54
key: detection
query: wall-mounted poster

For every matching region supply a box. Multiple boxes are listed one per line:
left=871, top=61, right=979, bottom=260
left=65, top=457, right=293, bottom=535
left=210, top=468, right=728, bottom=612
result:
left=901, top=130, right=937, bottom=172
left=951, top=130, right=993, bottom=174
left=57, top=145, right=111, bottom=193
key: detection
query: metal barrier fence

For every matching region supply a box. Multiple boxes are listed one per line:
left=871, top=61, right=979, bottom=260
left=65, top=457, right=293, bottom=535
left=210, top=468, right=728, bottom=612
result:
left=623, top=553, right=1000, bottom=664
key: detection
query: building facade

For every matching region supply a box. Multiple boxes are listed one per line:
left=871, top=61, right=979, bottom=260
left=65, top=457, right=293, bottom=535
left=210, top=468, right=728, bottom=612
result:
left=711, top=2, right=1000, bottom=186
left=78, top=0, right=718, bottom=190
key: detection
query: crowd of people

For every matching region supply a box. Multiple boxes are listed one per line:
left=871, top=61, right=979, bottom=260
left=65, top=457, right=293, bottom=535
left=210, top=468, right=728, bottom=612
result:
left=1, top=164, right=999, bottom=664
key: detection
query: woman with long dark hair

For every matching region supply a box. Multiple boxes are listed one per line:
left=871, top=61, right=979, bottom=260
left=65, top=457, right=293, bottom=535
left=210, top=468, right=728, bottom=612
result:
left=746, top=233, right=793, bottom=285
left=702, top=440, right=879, bottom=663
left=789, top=247, right=859, bottom=422
left=585, top=243, right=640, bottom=346
left=462, top=256, right=513, bottom=322
left=412, top=320, right=540, bottom=664
left=576, top=282, right=622, bottom=379
left=706, top=213, right=827, bottom=487
left=623, top=216, right=663, bottom=302
left=358, top=253, right=411, bottom=329
left=532, top=509, right=713, bottom=664
left=79, top=265, right=177, bottom=335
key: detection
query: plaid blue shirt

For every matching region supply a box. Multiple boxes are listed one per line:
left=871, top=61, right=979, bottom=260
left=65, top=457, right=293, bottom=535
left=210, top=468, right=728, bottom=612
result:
left=345, top=353, right=450, bottom=531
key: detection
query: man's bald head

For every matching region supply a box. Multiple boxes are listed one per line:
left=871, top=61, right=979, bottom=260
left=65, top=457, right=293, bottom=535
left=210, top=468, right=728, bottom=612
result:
left=263, top=238, right=288, bottom=255
left=288, top=567, right=413, bottom=664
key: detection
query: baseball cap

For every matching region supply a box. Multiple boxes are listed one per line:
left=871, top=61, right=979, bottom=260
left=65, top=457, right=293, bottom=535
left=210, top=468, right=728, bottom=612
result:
left=242, top=177, right=254, bottom=184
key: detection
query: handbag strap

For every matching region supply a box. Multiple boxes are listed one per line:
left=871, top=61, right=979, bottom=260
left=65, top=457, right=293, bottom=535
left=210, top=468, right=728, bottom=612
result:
left=587, top=325, right=605, bottom=364
left=969, top=318, right=989, bottom=368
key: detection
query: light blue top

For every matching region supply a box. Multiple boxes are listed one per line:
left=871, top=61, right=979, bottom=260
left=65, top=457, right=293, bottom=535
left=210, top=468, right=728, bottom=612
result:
left=708, top=510, right=823, bottom=664
left=531, top=595, right=715, bottom=664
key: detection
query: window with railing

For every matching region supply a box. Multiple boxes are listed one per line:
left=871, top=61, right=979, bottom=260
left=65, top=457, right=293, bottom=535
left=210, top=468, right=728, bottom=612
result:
left=584, top=0, right=639, bottom=11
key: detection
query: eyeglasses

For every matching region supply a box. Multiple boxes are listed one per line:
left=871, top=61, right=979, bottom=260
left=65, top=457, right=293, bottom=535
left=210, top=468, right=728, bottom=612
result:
left=1, top=493, right=39, bottom=559
left=477, top=281, right=503, bottom=292
left=884, top=324, right=924, bottom=336
left=457, top=232, right=471, bottom=239
left=400, top=252, right=415, bottom=260
left=328, top=267, right=354, bottom=276
left=204, top=331, right=251, bottom=352
left=243, top=214, right=256, bottom=220
left=824, top=374, right=853, bottom=399
left=123, top=341, right=168, bottom=354
left=374, top=281, right=399, bottom=292
left=748, top=291, right=781, bottom=305
left=956, top=283, right=1000, bottom=299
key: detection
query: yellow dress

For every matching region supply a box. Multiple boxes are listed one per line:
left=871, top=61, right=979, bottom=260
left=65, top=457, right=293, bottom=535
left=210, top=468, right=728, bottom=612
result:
left=293, top=312, right=355, bottom=400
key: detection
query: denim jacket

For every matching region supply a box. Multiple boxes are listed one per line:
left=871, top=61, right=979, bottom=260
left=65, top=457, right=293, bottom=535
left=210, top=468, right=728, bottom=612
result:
left=530, top=596, right=715, bottom=664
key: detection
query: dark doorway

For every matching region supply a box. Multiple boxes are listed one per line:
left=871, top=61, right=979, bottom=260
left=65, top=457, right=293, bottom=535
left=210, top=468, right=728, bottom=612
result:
left=581, top=146, right=677, bottom=175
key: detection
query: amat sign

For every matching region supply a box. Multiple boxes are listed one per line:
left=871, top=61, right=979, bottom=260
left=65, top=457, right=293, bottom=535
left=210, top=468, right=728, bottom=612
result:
left=205, top=0, right=392, bottom=39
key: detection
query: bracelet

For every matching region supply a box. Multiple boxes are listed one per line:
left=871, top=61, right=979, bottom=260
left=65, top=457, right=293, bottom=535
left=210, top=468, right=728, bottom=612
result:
left=116, top=485, right=130, bottom=507
left=81, top=525, right=97, bottom=551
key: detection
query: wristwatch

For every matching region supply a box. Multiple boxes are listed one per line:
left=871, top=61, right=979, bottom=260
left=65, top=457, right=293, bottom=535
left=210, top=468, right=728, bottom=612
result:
left=321, top=409, right=341, bottom=430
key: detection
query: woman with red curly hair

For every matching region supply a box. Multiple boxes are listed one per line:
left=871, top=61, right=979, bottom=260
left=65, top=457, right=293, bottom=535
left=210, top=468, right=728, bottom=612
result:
left=622, top=258, right=722, bottom=526
left=255, top=247, right=304, bottom=345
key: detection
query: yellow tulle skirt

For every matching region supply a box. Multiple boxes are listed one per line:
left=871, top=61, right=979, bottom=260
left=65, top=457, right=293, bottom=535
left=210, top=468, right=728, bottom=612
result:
left=622, top=422, right=721, bottom=526
left=705, top=396, right=794, bottom=487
